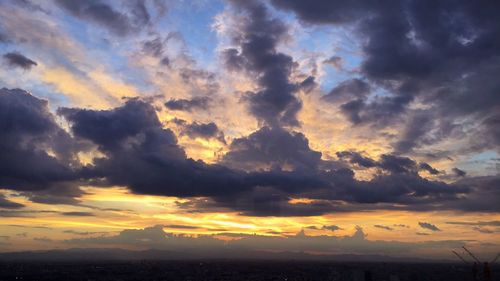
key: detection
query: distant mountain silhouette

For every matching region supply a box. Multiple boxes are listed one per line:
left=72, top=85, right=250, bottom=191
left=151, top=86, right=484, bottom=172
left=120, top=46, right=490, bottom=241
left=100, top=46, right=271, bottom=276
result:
left=0, top=248, right=448, bottom=263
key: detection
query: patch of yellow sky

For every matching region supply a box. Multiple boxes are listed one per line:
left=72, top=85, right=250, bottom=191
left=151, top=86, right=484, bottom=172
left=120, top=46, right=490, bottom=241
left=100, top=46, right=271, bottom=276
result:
left=2, top=185, right=499, bottom=251
left=41, top=67, right=139, bottom=109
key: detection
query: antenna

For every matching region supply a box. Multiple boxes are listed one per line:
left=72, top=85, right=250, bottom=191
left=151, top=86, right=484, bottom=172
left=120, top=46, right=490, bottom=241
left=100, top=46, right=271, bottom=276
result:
left=463, top=246, right=482, bottom=263
left=452, top=250, right=469, bottom=265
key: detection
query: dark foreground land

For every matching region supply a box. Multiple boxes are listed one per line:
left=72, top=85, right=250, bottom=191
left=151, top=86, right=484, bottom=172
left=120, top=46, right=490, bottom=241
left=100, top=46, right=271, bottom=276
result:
left=0, top=260, right=498, bottom=281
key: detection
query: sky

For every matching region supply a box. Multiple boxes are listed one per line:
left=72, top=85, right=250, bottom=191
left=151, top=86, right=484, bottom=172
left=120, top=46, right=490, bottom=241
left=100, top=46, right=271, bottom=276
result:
left=0, top=0, right=499, bottom=260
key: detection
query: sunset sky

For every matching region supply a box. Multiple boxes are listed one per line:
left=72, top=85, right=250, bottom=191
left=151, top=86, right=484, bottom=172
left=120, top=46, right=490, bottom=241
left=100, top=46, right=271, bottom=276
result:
left=0, top=0, right=499, bottom=260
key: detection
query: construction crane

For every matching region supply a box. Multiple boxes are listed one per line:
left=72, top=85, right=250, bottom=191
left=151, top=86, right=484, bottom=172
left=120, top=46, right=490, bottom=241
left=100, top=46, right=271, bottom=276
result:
left=451, top=246, right=499, bottom=281
left=491, top=253, right=500, bottom=264
left=463, top=246, right=482, bottom=264
left=452, top=250, right=469, bottom=265
left=453, top=246, right=500, bottom=265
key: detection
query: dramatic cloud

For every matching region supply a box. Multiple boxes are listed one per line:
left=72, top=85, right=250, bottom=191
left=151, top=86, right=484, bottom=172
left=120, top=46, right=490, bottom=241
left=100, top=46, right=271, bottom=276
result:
left=452, top=168, right=467, bottom=177
left=222, top=126, right=322, bottom=171
left=58, top=99, right=325, bottom=205
left=0, top=89, right=492, bottom=216
left=271, top=0, right=500, bottom=152
left=323, top=56, right=343, bottom=70
left=223, top=0, right=302, bottom=127
left=0, top=89, right=84, bottom=192
left=340, top=95, right=413, bottom=126
left=322, top=79, right=370, bottom=104
left=270, top=0, right=373, bottom=25
left=336, top=151, right=376, bottom=168
left=336, top=151, right=440, bottom=176
left=448, top=176, right=500, bottom=212
left=418, top=222, right=441, bottom=232
left=174, top=119, right=226, bottom=144
left=374, top=225, right=394, bottom=231
left=418, top=163, right=440, bottom=175
left=0, top=193, right=24, bottom=209
left=165, top=97, right=210, bottom=112
left=3, top=52, right=37, bottom=70
left=54, top=0, right=150, bottom=36
left=322, top=225, right=342, bottom=232
left=0, top=0, right=498, bottom=231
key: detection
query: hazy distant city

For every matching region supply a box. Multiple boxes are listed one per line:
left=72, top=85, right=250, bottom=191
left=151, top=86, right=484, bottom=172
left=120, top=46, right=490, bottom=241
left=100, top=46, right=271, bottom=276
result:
left=1, top=260, right=499, bottom=281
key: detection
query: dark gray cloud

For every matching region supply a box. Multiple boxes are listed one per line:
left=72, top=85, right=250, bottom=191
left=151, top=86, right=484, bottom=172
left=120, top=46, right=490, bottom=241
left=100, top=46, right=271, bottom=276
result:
left=63, top=230, right=108, bottom=236
left=305, top=225, right=320, bottom=230
left=173, top=119, right=225, bottom=144
left=271, top=0, right=500, bottom=152
left=223, top=0, right=302, bottom=127
left=164, top=224, right=201, bottom=230
left=1, top=88, right=496, bottom=216
left=378, top=154, right=417, bottom=174
left=61, top=211, right=94, bottom=217
left=3, top=52, right=37, bottom=70
left=20, top=185, right=86, bottom=205
left=394, top=224, right=410, bottom=228
left=322, top=79, right=370, bottom=104
left=480, top=114, right=500, bottom=150
left=298, top=76, right=316, bottom=93
left=10, top=0, right=47, bottom=13
left=127, top=0, right=150, bottom=27
left=452, top=168, right=467, bottom=177
left=322, top=225, right=342, bottom=232
left=0, top=88, right=84, bottom=193
left=374, top=225, right=394, bottom=231
left=222, top=126, right=322, bottom=171
left=59, top=99, right=325, bottom=202
left=8, top=225, right=51, bottom=229
left=0, top=210, right=58, bottom=218
left=418, top=222, right=441, bottom=232
left=336, top=151, right=376, bottom=168
left=54, top=0, right=150, bottom=36
left=332, top=172, right=467, bottom=206
left=447, top=176, right=500, bottom=212
left=270, top=0, right=375, bottom=25
left=33, top=237, right=53, bottom=242
left=337, top=151, right=440, bottom=176
left=142, top=36, right=165, bottom=58
left=446, top=221, right=500, bottom=227
left=418, top=163, right=440, bottom=175
left=0, top=32, right=9, bottom=43
left=0, top=193, right=24, bottom=209
left=394, top=111, right=434, bottom=153
left=165, top=97, right=210, bottom=112
left=323, top=56, right=343, bottom=70
left=340, top=95, right=413, bottom=126
left=57, top=99, right=473, bottom=216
